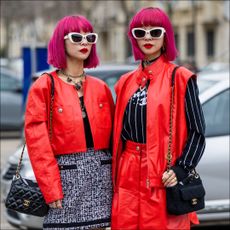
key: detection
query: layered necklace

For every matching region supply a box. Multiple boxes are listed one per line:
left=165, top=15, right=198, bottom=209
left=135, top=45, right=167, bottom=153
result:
left=59, top=69, right=86, bottom=91
left=59, top=69, right=87, bottom=118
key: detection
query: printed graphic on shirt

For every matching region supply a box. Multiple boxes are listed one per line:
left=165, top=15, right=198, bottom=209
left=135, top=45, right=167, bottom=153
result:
left=130, top=87, right=148, bottom=106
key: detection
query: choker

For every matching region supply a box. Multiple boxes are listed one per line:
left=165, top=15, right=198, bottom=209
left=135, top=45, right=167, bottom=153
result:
left=142, top=56, right=161, bottom=67
left=59, top=69, right=85, bottom=79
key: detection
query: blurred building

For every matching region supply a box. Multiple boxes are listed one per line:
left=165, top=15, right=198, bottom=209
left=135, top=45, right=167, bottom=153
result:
left=170, top=0, right=230, bottom=68
left=1, top=0, right=229, bottom=69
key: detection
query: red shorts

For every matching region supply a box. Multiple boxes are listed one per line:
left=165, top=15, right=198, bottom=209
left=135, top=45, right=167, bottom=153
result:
left=112, top=140, right=197, bottom=230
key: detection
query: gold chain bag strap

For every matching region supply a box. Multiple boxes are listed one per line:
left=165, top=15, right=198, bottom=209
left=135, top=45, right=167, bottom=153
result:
left=5, top=73, right=55, bottom=217
left=166, top=66, right=206, bottom=215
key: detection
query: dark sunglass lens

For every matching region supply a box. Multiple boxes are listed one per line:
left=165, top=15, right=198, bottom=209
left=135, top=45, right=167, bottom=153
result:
left=71, top=34, right=83, bottom=42
left=134, top=29, right=146, bottom=38
left=150, top=29, right=163, bottom=38
left=86, top=34, right=96, bottom=43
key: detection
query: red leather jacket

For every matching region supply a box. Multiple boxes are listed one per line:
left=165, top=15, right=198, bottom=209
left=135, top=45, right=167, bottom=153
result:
left=25, top=71, right=114, bottom=203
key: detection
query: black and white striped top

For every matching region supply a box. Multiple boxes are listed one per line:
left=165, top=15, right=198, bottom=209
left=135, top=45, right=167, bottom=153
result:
left=121, top=78, right=206, bottom=174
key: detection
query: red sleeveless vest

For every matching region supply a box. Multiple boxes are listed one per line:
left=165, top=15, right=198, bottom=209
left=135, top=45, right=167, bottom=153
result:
left=113, top=56, right=196, bottom=188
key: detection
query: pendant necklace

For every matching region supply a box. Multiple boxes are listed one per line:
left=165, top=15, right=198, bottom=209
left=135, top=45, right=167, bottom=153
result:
left=79, top=97, right=86, bottom=118
left=59, top=69, right=86, bottom=91
left=59, top=69, right=86, bottom=118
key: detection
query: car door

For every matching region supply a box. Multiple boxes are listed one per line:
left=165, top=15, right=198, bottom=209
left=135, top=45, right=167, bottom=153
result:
left=197, top=87, right=229, bottom=206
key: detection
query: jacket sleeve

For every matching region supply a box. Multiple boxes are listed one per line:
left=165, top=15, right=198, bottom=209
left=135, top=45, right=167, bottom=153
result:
left=104, top=83, right=115, bottom=151
left=24, top=76, right=63, bottom=204
left=114, top=70, right=135, bottom=97
left=104, top=84, right=115, bottom=120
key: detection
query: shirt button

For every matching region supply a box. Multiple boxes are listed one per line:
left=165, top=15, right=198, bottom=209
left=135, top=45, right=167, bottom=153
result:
left=58, top=108, right=63, bottom=113
left=99, top=103, right=103, bottom=108
left=148, top=70, right=152, bottom=74
left=136, top=146, right=140, bottom=151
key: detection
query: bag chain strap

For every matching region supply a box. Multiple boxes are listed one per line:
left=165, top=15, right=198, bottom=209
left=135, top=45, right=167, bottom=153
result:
left=166, top=83, right=174, bottom=171
left=49, top=93, right=54, bottom=140
left=166, top=66, right=179, bottom=172
left=15, top=143, right=26, bottom=178
left=15, top=73, right=54, bottom=178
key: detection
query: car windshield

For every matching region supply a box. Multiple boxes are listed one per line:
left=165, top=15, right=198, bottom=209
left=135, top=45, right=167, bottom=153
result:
left=86, top=69, right=132, bottom=99
left=198, top=79, right=216, bottom=93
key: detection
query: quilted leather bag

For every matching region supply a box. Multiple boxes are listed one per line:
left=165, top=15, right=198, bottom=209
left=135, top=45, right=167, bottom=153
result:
left=165, top=67, right=206, bottom=215
left=5, top=73, right=55, bottom=216
left=5, top=171, right=49, bottom=216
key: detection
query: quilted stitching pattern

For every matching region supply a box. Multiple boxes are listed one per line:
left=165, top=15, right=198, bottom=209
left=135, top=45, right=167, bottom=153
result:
left=5, top=175, right=49, bottom=217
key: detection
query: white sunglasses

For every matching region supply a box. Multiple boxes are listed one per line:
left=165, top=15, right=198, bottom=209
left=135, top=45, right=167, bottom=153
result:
left=64, top=32, right=98, bottom=44
left=132, top=27, right=165, bottom=39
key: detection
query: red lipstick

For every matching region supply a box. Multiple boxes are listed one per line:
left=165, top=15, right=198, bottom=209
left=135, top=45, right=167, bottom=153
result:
left=80, top=48, right=88, bottom=53
left=144, top=44, right=153, bottom=49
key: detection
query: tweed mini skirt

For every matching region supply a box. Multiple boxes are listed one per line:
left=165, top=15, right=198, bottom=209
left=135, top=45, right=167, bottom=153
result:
left=43, top=149, right=112, bottom=230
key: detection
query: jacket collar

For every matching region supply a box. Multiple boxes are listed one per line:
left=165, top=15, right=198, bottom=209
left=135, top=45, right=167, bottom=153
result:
left=136, top=55, right=167, bottom=87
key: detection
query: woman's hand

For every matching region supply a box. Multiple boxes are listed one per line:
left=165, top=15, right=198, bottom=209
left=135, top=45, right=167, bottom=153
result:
left=162, top=170, right=178, bottom=187
left=48, top=199, right=63, bottom=209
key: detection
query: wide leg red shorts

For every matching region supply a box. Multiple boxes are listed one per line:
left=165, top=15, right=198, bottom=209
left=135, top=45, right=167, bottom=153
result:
left=112, top=140, right=197, bottom=230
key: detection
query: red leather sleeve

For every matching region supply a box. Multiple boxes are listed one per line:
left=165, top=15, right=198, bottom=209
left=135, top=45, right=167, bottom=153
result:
left=104, top=84, right=115, bottom=121
left=24, top=76, right=63, bottom=204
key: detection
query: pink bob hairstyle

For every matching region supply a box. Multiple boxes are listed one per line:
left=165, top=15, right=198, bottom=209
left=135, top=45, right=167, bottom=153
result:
left=128, top=7, right=178, bottom=61
left=48, top=15, right=99, bottom=69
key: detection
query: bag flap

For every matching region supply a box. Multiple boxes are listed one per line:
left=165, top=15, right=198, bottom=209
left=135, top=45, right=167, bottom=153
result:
left=180, top=184, right=205, bottom=201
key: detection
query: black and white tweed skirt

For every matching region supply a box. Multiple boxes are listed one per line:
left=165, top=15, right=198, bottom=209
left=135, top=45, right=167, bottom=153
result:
left=43, top=149, right=112, bottom=230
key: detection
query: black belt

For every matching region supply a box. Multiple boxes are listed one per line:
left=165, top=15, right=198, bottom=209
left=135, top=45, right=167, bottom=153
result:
left=59, top=159, right=112, bottom=170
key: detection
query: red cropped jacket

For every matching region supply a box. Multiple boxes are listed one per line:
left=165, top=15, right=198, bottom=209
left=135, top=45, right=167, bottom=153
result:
left=25, top=71, right=114, bottom=203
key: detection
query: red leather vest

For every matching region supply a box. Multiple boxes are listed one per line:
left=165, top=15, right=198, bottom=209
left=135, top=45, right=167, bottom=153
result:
left=112, top=56, right=196, bottom=189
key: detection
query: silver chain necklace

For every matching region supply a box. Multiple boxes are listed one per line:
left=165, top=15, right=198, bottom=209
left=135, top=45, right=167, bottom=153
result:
left=59, top=70, right=86, bottom=91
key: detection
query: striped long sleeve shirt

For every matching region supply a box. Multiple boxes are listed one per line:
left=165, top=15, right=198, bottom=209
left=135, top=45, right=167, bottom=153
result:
left=121, top=77, right=206, bottom=178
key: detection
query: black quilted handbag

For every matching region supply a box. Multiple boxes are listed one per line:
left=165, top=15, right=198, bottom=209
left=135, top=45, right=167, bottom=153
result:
left=5, top=73, right=55, bottom=217
left=166, top=171, right=205, bottom=215
left=5, top=171, right=49, bottom=216
left=165, top=67, right=206, bottom=215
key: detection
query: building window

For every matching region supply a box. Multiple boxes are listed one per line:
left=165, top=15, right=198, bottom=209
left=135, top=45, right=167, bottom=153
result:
left=174, top=33, right=179, bottom=49
left=187, top=31, right=195, bottom=57
left=206, top=29, right=215, bottom=57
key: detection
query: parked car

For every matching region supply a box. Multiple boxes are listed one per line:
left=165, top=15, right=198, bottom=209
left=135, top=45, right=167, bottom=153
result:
left=199, top=62, right=229, bottom=73
left=195, top=69, right=229, bottom=224
left=1, top=66, right=229, bottom=229
left=0, top=67, right=23, bottom=131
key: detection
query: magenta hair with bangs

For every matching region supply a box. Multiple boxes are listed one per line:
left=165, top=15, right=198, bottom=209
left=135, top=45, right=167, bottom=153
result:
left=48, top=15, right=99, bottom=69
left=128, top=7, right=178, bottom=61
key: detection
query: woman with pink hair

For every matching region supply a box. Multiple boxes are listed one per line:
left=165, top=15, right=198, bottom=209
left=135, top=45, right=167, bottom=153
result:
left=25, top=15, right=114, bottom=229
left=112, top=7, right=205, bottom=229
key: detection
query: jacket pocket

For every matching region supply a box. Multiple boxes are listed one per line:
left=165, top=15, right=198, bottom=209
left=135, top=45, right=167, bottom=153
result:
left=95, top=101, right=112, bottom=129
left=52, top=104, right=74, bottom=134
